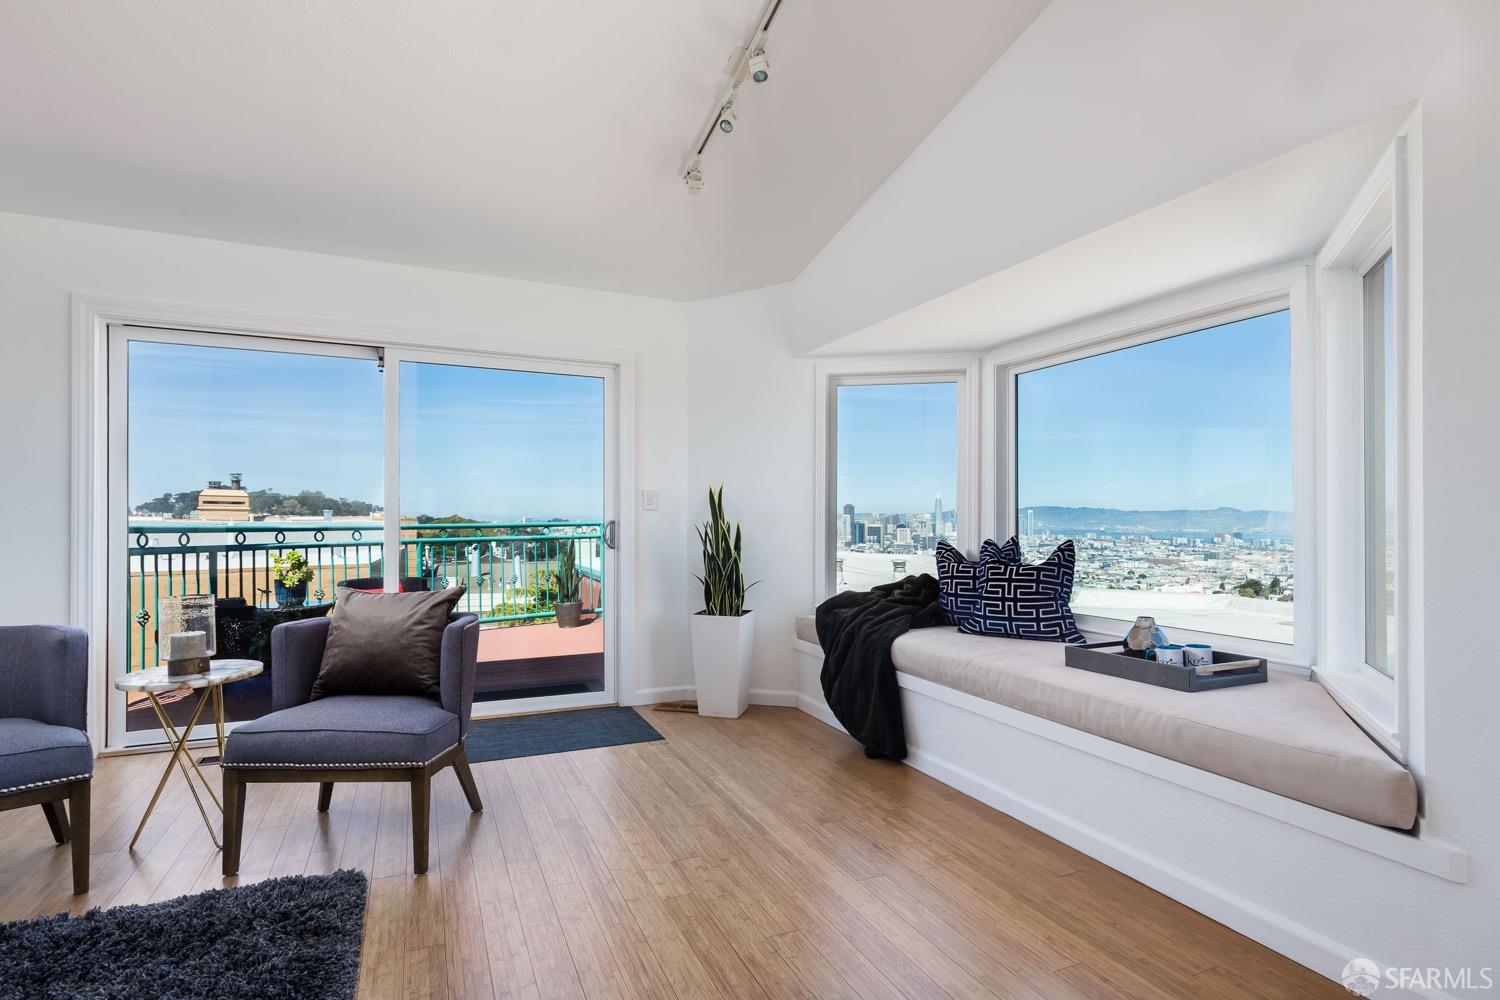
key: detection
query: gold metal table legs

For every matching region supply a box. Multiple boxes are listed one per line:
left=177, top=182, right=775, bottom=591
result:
left=129, top=686, right=224, bottom=850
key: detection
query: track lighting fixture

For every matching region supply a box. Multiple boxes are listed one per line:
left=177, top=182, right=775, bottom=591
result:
left=747, top=48, right=770, bottom=83
left=680, top=0, right=784, bottom=194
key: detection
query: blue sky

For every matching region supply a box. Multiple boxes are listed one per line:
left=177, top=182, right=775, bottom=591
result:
left=400, top=362, right=603, bottom=520
left=1016, top=310, right=1293, bottom=511
left=129, top=343, right=604, bottom=520
left=834, top=310, right=1292, bottom=516
left=837, top=381, right=958, bottom=515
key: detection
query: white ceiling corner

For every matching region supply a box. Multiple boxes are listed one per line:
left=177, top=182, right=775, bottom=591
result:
left=0, top=0, right=1048, bottom=300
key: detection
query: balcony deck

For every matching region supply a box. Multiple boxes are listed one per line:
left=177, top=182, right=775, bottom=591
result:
left=126, top=617, right=606, bottom=731
left=123, top=519, right=608, bottom=733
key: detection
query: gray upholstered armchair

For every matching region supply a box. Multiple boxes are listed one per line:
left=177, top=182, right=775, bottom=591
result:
left=0, top=625, right=92, bottom=893
left=220, top=611, right=482, bottom=875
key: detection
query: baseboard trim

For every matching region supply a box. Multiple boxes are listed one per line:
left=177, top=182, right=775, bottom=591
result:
left=632, top=686, right=804, bottom=709
left=629, top=685, right=695, bottom=705
left=796, top=693, right=845, bottom=733
left=750, top=687, right=800, bottom=707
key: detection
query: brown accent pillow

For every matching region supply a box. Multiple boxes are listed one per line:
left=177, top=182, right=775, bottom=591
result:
left=310, top=586, right=466, bottom=700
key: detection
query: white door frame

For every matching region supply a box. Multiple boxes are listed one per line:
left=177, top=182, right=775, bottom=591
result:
left=384, top=344, right=622, bottom=718
left=72, top=295, right=638, bottom=751
left=105, top=324, right=382, bottom=748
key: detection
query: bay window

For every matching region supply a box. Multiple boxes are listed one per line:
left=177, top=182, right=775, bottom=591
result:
left=1011, top=308, right=1296, bottom=647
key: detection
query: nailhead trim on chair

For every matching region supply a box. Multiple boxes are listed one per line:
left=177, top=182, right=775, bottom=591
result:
left=223, top=744, right=459, bottom=770
left=0, top=772, right=92, bottom=796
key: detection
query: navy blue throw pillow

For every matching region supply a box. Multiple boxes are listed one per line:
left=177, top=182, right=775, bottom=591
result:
left=957, top=540, right=1086, bottom=644
left=935, top=538, right=1021, bottom=627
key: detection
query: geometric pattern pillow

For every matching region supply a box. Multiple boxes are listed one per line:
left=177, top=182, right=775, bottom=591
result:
left=935, top=537, right=1021, bottom=628
left=956, top=539, right=1086, bottom=644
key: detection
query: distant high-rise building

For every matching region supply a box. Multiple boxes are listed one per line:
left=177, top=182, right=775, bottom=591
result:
left=865, top=523, right=883, bottom=547
left=842, top=503, right=855, bottom=519
left=851, top=520, right=866, bottom=545
left=932, top=495, right=944, bottom=541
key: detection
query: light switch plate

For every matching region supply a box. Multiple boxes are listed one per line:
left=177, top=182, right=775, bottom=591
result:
left=641, top=489, right=659, bottom=511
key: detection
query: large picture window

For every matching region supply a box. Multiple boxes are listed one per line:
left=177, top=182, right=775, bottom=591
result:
left=833, top=380, right=958, bottom=593
left=1014, top=310, right=1295, bottom=644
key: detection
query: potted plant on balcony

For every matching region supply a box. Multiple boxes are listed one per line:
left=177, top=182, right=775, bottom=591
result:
left=555, top=542, right=584, bottom=629
left=272, top=551, right=312, bottom=607
left=690, top=485, right=756, bottom=718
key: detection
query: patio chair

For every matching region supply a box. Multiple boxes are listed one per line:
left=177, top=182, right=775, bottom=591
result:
left=336, top=576, right=431, bottom=593
left=220, top=611, right=482, bottom=875
left=0, top=625, right=92, bottom=893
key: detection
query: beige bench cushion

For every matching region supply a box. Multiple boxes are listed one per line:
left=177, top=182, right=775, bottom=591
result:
left=795, top=613, right=820, bottom=646
left=795, top=615, right=1417, bottom=829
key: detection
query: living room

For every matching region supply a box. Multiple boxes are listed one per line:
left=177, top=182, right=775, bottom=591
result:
left=0, top=1, right=1496, bottom=997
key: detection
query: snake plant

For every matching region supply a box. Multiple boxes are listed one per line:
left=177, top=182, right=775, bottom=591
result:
left=556, top=542, right=581, bottom=604
left=695, top=485, right=755, bottom=616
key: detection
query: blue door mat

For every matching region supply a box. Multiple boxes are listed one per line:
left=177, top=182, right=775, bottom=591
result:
left=464, top=706, right=664, bottom=762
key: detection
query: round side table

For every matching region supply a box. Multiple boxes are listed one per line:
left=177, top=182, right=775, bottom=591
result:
left=112, top=659, right=262, bottom=850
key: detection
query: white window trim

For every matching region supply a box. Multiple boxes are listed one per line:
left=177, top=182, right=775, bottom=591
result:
left=813, top=355, right=980, bottom=601
left=984, top=263, right=1317, bottom=673
left=1313, top=136, right=1412, bottom=761
left=72, top=295, right=639, bottom=751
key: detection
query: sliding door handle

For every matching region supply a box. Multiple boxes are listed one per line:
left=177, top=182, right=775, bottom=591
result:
left=603, top=520, right=617, bottom=550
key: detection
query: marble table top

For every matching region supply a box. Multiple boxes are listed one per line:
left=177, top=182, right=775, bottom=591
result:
left=113, top=659, right=263, bottom=694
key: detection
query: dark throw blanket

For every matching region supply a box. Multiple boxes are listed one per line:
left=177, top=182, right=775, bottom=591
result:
left=816, top=573, right=947, bottom=760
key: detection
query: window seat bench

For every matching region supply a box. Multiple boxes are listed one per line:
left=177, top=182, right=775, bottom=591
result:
left=793, top=615, right=1417, bottom=830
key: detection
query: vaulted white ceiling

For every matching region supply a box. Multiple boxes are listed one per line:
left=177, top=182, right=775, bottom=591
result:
left=0, top=0, right=1046, bottom=300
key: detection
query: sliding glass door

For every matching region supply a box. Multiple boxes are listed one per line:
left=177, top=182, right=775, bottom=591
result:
left=395, top=353, right=615, bottom=712
left=108, top=327, right=618, bottom=747
left=109, top=327, right=384, bottom=746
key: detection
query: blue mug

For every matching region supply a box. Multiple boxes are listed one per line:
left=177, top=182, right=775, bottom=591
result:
left=1146, top=644, right=1185, bottom=666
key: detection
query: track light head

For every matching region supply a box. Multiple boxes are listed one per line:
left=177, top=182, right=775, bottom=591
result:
left=747, top=48, right=770, bottom=83
left=685, top=165, right=704, bottom=194
left=717, top=99, right=738, bottom=134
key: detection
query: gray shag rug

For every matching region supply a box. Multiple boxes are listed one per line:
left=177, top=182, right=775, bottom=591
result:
left=0, top=868, right=367, bottom=999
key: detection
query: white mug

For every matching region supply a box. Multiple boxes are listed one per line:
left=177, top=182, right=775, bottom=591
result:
left=1184, top=642, right=1214, bottom=674
left=1147, top=644, right=1185, bottom=666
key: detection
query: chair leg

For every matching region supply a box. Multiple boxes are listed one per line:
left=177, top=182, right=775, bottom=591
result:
left=40, top=799, right=70, bottom=844
left=317, top=782, right=334, bottom=813
left=452, top=746, right=483, bottom=813
left=411, top=770, right=431, bottom=875
left=68, top=781, right=90, bottom=894
left=222, top=770, right=246, bottom=876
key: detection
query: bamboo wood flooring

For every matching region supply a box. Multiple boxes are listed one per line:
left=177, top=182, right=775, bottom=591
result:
left=0, top=706, right=1343, bottom=999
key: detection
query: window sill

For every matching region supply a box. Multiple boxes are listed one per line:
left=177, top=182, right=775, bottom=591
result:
left=1314, top=667, right=1401, bottom=760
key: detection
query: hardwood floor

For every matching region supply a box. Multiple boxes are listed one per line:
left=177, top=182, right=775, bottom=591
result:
left=0, top=706, right=1343, bottom=999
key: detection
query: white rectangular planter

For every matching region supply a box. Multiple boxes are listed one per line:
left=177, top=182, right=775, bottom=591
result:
left=690, top=610, right=756, bottom=718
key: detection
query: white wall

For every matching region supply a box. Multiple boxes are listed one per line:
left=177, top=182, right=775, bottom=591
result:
left=0, top=210, right=695, bottom=700
left=686, top=283, right=815, bottom=701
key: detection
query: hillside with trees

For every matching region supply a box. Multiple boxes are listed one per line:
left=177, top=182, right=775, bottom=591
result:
left=133, top=489, right=379, bottom=519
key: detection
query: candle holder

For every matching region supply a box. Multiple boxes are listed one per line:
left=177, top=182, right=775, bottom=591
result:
left=157, top=594, right=217, bottom=676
